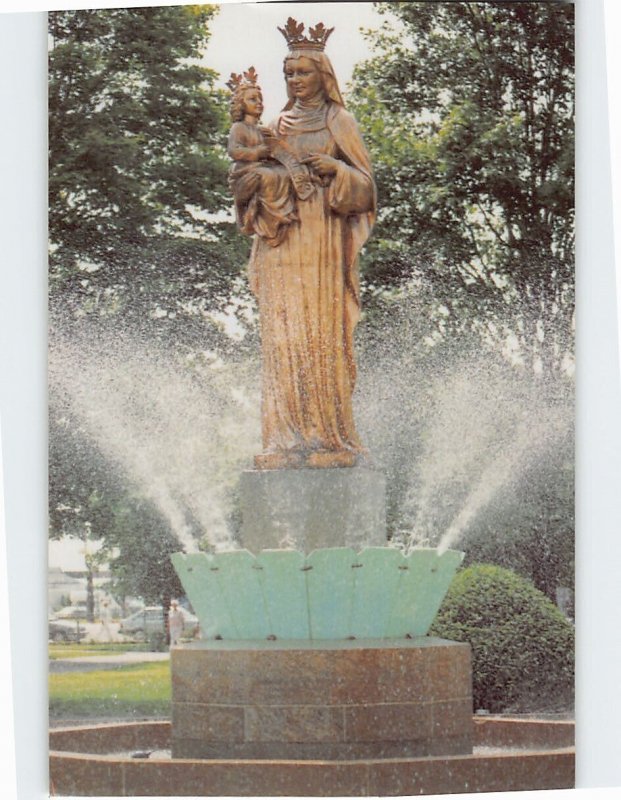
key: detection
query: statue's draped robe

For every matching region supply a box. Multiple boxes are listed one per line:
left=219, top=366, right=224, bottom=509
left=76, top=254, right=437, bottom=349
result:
left=247, top=100, right=376, bottom=458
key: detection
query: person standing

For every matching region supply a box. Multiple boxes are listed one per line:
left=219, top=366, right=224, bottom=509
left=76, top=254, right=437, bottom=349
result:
left=168, top=600, right=184, bottom=646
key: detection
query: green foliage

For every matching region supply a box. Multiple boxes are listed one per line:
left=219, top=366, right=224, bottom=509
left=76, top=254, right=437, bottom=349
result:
left=49, top=407, right=183, bottom=606
left=47, top=7, right=252, bottom=607
left=460, top=454, right=574, bottom=601
left=351, top=2, right=574, bottom=371
left=48, top=6, right=247, bottom=325
left=49, top=405, right=122, bottom=539
left=103, top=496, right=184, bottom=607
left=429, top=564, right=574, bottom=712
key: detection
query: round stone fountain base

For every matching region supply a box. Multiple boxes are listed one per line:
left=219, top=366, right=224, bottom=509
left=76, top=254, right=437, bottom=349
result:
left=49, top=717, right=574, bottom=796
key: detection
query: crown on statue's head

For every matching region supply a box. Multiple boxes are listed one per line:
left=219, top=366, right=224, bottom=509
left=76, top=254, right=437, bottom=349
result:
left=278, top=18, right=334, bottom=52
left=226, top=66, right=259, bottom=93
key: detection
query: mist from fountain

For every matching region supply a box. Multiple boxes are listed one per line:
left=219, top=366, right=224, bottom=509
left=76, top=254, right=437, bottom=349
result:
left=48, top=293, right=573, bottom=557
left=49, top=329, right=261, bottom=553
left=355, top=292, right=573, bottom=555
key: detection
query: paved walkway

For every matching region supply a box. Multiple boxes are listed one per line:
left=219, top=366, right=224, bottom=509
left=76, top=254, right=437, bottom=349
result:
left=50, top=651, right=170, bottom=673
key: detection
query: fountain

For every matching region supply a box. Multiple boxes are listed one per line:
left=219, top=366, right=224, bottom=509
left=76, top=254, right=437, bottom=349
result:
left=48, top=15, right=574, bottom=796
left=48, top=312, right=574, bottom=795
left=159, top=21, right=473, bottom=774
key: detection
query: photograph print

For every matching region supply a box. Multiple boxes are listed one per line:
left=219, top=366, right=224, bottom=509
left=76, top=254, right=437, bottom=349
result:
left=48, top=2, right=575, bottom=795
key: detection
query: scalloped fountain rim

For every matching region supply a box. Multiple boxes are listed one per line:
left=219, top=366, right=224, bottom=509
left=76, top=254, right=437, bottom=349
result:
left=171, top=546, right=464, bottom=640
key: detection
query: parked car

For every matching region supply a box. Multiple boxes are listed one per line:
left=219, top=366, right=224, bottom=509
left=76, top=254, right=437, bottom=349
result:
left=119, top=606, right=199, bottom=640
left=54, top=604, right=88, bottom=620
left=48, top=618, right=83, bottom=643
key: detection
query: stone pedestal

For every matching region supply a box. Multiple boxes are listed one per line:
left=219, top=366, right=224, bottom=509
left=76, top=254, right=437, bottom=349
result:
left=239, top=466, right=386, bottom=552
left=171, top=638, right=473, bottom=761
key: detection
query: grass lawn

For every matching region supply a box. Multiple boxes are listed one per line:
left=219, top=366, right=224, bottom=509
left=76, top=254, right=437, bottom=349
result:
left=49, top=662, right=171, bottom=720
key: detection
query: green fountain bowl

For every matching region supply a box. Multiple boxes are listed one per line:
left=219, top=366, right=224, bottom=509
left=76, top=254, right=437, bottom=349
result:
left=171, top=546, right=464, bottom=641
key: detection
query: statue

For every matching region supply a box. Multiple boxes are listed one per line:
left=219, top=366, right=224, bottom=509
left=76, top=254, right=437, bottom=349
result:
left=228, top=18, right=376, bottom=470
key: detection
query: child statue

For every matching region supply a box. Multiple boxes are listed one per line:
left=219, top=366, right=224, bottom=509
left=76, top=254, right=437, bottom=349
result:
left=227, top=67, right=315, bottom=246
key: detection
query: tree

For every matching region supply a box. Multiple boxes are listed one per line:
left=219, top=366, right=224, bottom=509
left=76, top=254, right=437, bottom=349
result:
left=49, top=405, right=120, bottom=539
left=351, top=1, right=574, bottom=373
left=49, top=405, right=185, bottom=608
left=459, top=450, right=574, bottom=602
left=48, top=6, right=248, bottom=330
left=47, top=7, right=255, bottom=606
left=103, top=496, right=185, bottom=609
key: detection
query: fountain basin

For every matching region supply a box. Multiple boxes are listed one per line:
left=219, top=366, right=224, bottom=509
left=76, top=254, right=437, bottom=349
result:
left=49, top=717, right=574, bottom=796
left=171, top=546, right=463, bottom=640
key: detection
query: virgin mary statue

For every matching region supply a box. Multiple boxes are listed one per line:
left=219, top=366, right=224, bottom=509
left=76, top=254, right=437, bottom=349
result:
left=230, top=18, right=376, bottom=470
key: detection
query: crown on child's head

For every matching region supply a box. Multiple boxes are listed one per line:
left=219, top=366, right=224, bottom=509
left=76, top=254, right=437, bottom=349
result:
left=226, top=66, right=259, bottom=93
left=278, top=18, right=334, bottom=52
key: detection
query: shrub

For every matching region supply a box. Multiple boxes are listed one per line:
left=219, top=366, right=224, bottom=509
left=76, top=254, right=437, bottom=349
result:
left=429, top=563, right=574, bottom=713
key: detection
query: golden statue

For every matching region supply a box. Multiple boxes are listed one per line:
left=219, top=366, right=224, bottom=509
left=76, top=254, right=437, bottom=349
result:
left=228, top=18, right=376, bottom=470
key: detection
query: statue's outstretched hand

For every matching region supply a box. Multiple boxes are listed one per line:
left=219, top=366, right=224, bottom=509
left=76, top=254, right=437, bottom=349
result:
left=301, top=153, right=338, bottom=177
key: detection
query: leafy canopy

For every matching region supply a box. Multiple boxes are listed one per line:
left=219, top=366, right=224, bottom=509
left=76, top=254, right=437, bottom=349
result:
left=351, top=2, right=574, bottom=372
left=48, top=6, right=248, bottom=605
left=49, top=6, right=248, bottom=329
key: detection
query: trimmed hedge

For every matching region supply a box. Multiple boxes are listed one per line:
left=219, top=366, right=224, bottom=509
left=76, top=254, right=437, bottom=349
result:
left=429, top=563, right=574, bottom=713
